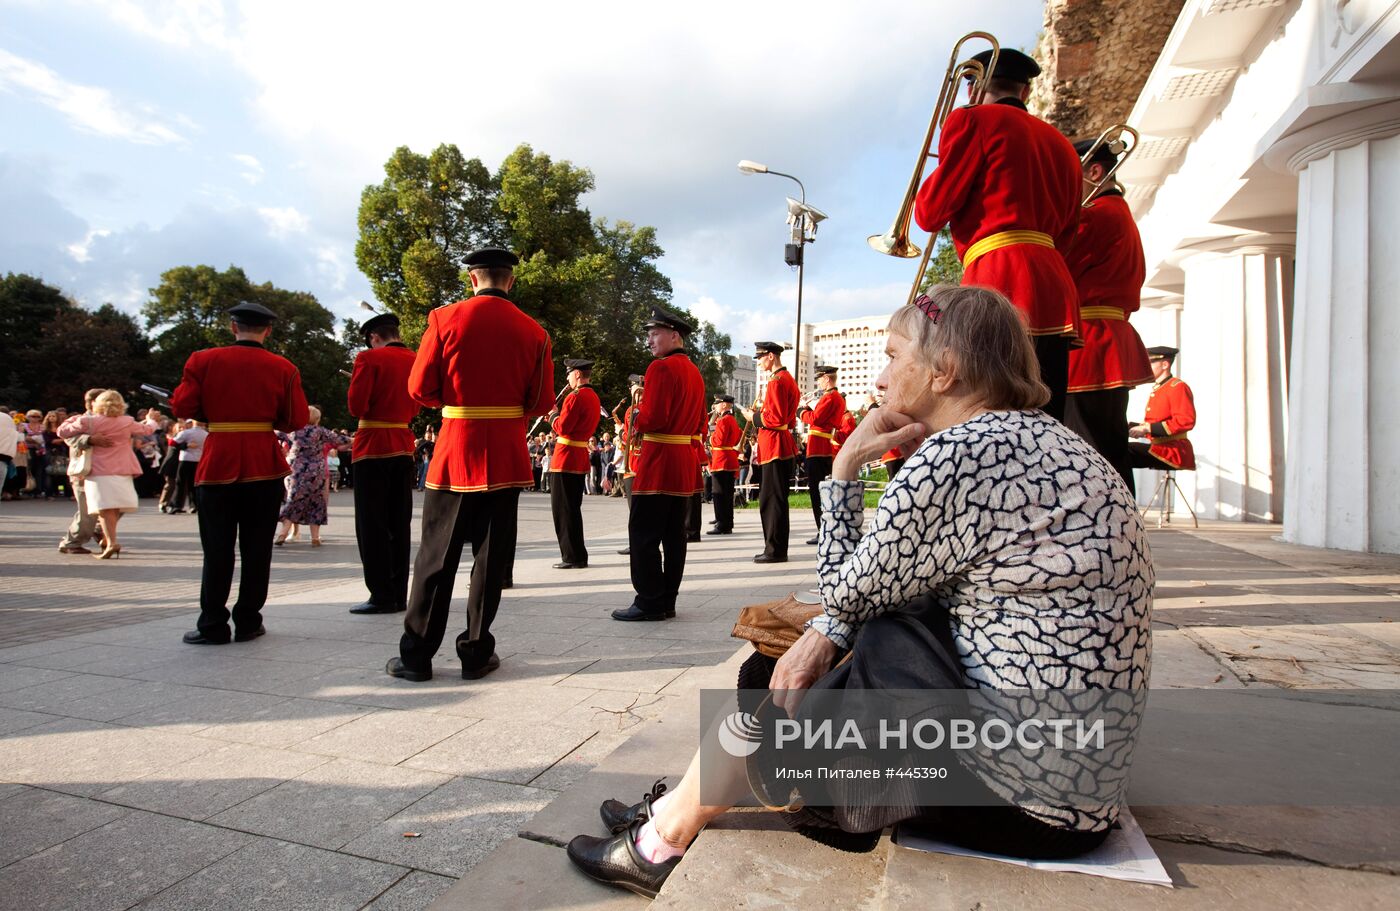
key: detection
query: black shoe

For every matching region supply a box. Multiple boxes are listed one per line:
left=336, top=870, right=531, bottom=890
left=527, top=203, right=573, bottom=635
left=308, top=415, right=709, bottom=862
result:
left=461, top=653, right=501, bottom=680
left=686, top=534, right=701, bottom=542
left=553, top=561, right=588, bottom=569
left=234, top=625, right=266, bottom=642
left=385, top=657, right=431, bottom=682
left=616, top=546, right=630, bottom=555
left=600, top=778, right=667, bottom=834
left=705, top=528, right=732, bottom=536
left=753, top=554, right=788, bottom=564
left=182, top=629, right=230, bottom=645
left=611, top=604, right=675, bottom=622
left=806, top=536, right=819, bottom=546
left=502, top=579, right=514, bottom=590
left=566, top=820, right=680, bottom=899
left=349, top=600, right=404, bottom=615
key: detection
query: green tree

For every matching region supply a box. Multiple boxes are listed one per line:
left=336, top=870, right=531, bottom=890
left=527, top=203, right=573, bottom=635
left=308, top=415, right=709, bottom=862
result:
left=32, top=304, right=151, bottom=409
left=0, top=273, right=74, bottom=404
left=917, top=227, right=964, bottom=293
left=142, top=265, right=354, bottom=427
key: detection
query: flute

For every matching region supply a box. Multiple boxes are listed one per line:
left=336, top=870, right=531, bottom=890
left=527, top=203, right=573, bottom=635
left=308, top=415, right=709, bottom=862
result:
left=527, top=385, right=571, bottom=436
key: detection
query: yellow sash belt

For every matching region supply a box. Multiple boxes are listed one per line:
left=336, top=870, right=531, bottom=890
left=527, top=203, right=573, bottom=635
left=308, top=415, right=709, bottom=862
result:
left=712, top=445, right=739, bottom=451
left=962, top=230, right=1055, bottom=270
left=643, top=433, right=695, bottom=445
left=357, top=420, right=409, bottom=430
left=1152, top=431, right=1189, bottom=442
left=808, top=428, right=834, bottom=440
left=441, top=405, right=524, bottom=419
left=556, top=437, right=588, bottom=448
left=1080, top=306, right=1126, bottom=321
left=207, top=422, right=273, bottom=432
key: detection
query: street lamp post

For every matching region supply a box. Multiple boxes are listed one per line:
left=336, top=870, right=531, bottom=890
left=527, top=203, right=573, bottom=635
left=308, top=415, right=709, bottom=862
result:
left=738, top=160, right=827, bottom=388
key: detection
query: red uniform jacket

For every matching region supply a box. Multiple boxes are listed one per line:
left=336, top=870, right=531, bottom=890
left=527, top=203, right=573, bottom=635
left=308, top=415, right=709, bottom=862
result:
left=410, top=291, right=554, bottom=492
left=756, top=368, right=799, bottom=464
left=833, top=411, right=857, bottom=453
left=550, top=385, right=601, bottom=473
left=914, top=99, right=1082, bottom=337
left=347, top=343, right=419, bottom=462
left=632, top=350, right=706, bottom=496
left=170, top=341, right=310, bottom=485
left=881, top=447, right=903, bottom=464
left=621, top=402, right=642, bottom=479
left=1143, top=376, right=1196, bottom=470
left=799, top=388, right=846, bottom=458
left=709, top=412, right=741, bottom=472
left=1063, top=193, right=1153, bottom=392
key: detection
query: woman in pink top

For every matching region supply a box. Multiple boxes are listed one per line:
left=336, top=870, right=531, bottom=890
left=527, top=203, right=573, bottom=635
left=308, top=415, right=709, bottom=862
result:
left=57, top=390, right=162, bottom=559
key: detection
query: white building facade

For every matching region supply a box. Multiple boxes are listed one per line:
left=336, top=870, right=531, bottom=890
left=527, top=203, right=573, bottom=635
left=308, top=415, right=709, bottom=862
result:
left=1116, top=0, right=1400, bottom=552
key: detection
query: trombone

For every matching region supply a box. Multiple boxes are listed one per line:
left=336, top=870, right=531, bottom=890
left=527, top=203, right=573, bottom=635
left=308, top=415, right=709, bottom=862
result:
left=1080, top=124, right=1140, bottom=206
left=868, top=31, right=999, bottom=307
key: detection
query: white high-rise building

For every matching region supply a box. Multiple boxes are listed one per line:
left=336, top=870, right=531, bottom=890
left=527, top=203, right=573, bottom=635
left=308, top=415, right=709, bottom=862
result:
left=744, top=315, right=891, bottom=425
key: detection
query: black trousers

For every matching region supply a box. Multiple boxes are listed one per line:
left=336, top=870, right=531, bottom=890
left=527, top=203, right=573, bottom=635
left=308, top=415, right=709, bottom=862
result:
left=711, top=470, right=736, bottom=531
left=352, top=456, right=415, bottom=606
left=401, top=487, right=519, bottom=671
left=1127, top=441, right=1176, bottom=470
left=884, top=458, right=906, bottom=482
left=550, top=471, right=588, bottom=564
left=172, top=460, right=198, bottom=511
left=1064, top=388, right=1135, bottom=495
left=805, top=455, right=833, bottom=528
left=628, top=493, right=689, bottom=615
left=687, top=492, right=702, bottom=538
left=1033, top=335, right=1071, bottom=422
left=758, top=457, right=794, bottom=559
left=194, top=479, right=284, bottom=639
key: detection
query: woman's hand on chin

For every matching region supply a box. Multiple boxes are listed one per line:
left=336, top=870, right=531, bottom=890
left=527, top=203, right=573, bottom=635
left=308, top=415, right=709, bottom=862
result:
left=770, top=629, right=841, bottom=717
left=832, top=408, right=926, bottom=480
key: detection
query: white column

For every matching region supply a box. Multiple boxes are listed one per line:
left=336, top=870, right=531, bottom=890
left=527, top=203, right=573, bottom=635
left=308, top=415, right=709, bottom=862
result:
left=1175, top=237, right=1295, bottom=522
left=1283, top=130, right=1400, bottom=552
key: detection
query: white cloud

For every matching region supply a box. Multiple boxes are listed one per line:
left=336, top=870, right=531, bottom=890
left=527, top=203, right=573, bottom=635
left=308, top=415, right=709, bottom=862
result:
left=257, top=205, right=308, bottom=238
left=66, top=228, right=112, bottom=263
left=231, top=152, right=264, bottom=184
left=0, top=49, right=185, bottom=144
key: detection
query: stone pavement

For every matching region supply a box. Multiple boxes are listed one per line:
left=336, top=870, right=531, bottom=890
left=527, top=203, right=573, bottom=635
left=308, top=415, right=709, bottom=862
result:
left=3, top=493, right=1399, bottom=909
left=0, top=490, right=816, bottom=910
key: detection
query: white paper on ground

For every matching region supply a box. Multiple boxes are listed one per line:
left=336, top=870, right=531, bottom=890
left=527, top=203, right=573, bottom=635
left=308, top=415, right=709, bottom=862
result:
left=893, top=807, right=1173, bottom=887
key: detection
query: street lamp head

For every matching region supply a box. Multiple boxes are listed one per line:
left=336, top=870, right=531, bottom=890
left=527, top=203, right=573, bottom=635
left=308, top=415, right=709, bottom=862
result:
left=358, top=300, right=377, bottom=312
left=786, top=197, right=828, bottom=225
left=737, top=160, right=769, bottom=175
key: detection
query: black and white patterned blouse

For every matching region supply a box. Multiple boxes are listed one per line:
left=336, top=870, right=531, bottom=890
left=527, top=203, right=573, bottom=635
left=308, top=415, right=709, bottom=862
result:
left=810, top=409, right=1153, bottom=830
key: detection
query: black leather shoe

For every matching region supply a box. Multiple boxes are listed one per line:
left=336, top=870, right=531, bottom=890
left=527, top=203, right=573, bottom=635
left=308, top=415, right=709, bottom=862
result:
left=686, top=533, right=701, bottom=542
left=806, top=536, right=820, bottom=546
left=553, top=561, right=588, bottom=569
left=385, top=657, right=432, bottom=682
left=600, top=778, right=667, bottom=833
left=349, top=600, right=403, bottom=615
left=182, top=629, right=229, bottom=645
left=610, top=604, right=675, bottom=622
left=461, top=653, right=501, bottom=680
left=233, top=625, right=266, bottom=642
left=566, top=819, right=680, bottom=898
left=752, top=554, right=788, bottom=564
left=502, top=579, right=514, bottom=590
left=705, top=528, right=732, bottom=536
left=616, top=546, right=630, bottom=555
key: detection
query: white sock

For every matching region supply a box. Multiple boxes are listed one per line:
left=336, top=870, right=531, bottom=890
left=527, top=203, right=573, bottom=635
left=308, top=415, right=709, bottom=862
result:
left=634, top=819, right=686, bottom=863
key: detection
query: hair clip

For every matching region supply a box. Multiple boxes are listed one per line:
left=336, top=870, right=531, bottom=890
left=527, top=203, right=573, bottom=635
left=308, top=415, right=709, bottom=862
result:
left=913, top=293, right=943, bottom=324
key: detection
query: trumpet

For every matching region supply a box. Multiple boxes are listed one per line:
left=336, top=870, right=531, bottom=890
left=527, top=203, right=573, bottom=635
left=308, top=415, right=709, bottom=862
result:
left=868, top=31, right=999, bottom=306
left=1080, top=124, right=1140, bottom=206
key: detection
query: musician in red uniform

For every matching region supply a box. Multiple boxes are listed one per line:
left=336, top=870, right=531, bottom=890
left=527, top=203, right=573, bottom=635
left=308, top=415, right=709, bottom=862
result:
left=613, top=306, right=706, bottom=622
left=706, top=394, right=741, bottom=535
left=1128, top=346, right=1196, bottom=471
left=549, top=358, right=601, bottom=569
left=833, top=409, right=857, bottom=455
left=742, top=342, right=799, bottom=563
left=170, top=300, right=310, bottom=645
left=346, top=312, right=420, bottom=615
left=388, top=248, right=554, bottom=682
left=913, top=48, right=1082, bottom=419
left=615, top=374, right=644, bottom=556
left=798, top=364, right=846, bottom=545
left=1063, top=137, right=1154, bottom=493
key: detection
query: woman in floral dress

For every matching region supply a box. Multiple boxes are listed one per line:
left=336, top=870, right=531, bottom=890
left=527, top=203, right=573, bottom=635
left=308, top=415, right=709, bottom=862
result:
left=275, top=406, right=349, bottom=546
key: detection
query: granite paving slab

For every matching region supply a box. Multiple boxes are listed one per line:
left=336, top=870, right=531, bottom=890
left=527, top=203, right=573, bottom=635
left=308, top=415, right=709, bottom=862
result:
left=0, top=671, right=140, bottom=714
left=0, top=717, right=220, bottom=797
left=0, top=786, right=131, bottom=867
left=555, top=658, right=689, bottom=694
left=341, top=776, right=555, bottom=877
left=363, top=871, right=458, bottom=910
left=0, top=809, right=249, bottom=911
left=131, top=838, right=406, bottom=911
left=184, top=696, right=373, bottom=748
left=401, top=718, right=594, bottom=785
left=0, top=705, right=61, bottom=735
left=207, top=757, right=451, bottom=850
left=294, top=708, right=475, bottom=765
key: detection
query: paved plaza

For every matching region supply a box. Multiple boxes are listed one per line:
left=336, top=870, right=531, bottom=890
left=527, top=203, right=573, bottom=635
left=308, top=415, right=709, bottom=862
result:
left=2, top=491, right=1398, bottom=909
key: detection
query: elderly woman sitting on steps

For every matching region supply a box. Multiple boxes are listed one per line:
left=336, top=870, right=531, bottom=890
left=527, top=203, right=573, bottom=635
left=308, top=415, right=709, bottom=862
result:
left=566, top=285, right=1154, bottom=897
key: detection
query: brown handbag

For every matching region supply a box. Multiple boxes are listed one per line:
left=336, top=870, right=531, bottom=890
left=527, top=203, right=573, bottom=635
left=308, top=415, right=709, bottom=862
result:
left=731, top=593, right=824, bottom=658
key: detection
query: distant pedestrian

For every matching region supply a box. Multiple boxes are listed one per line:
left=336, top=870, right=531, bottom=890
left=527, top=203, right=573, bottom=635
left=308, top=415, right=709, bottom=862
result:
left=56, top=391, right=162, bottom=559
left=275, top=406, right=349, bottom=546
left=171, top=420, right=208, bottom=513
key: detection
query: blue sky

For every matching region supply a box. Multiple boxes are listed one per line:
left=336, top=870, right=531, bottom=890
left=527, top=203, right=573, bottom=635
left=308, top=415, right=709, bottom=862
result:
left=1, top=0, right=1043, bottom=352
